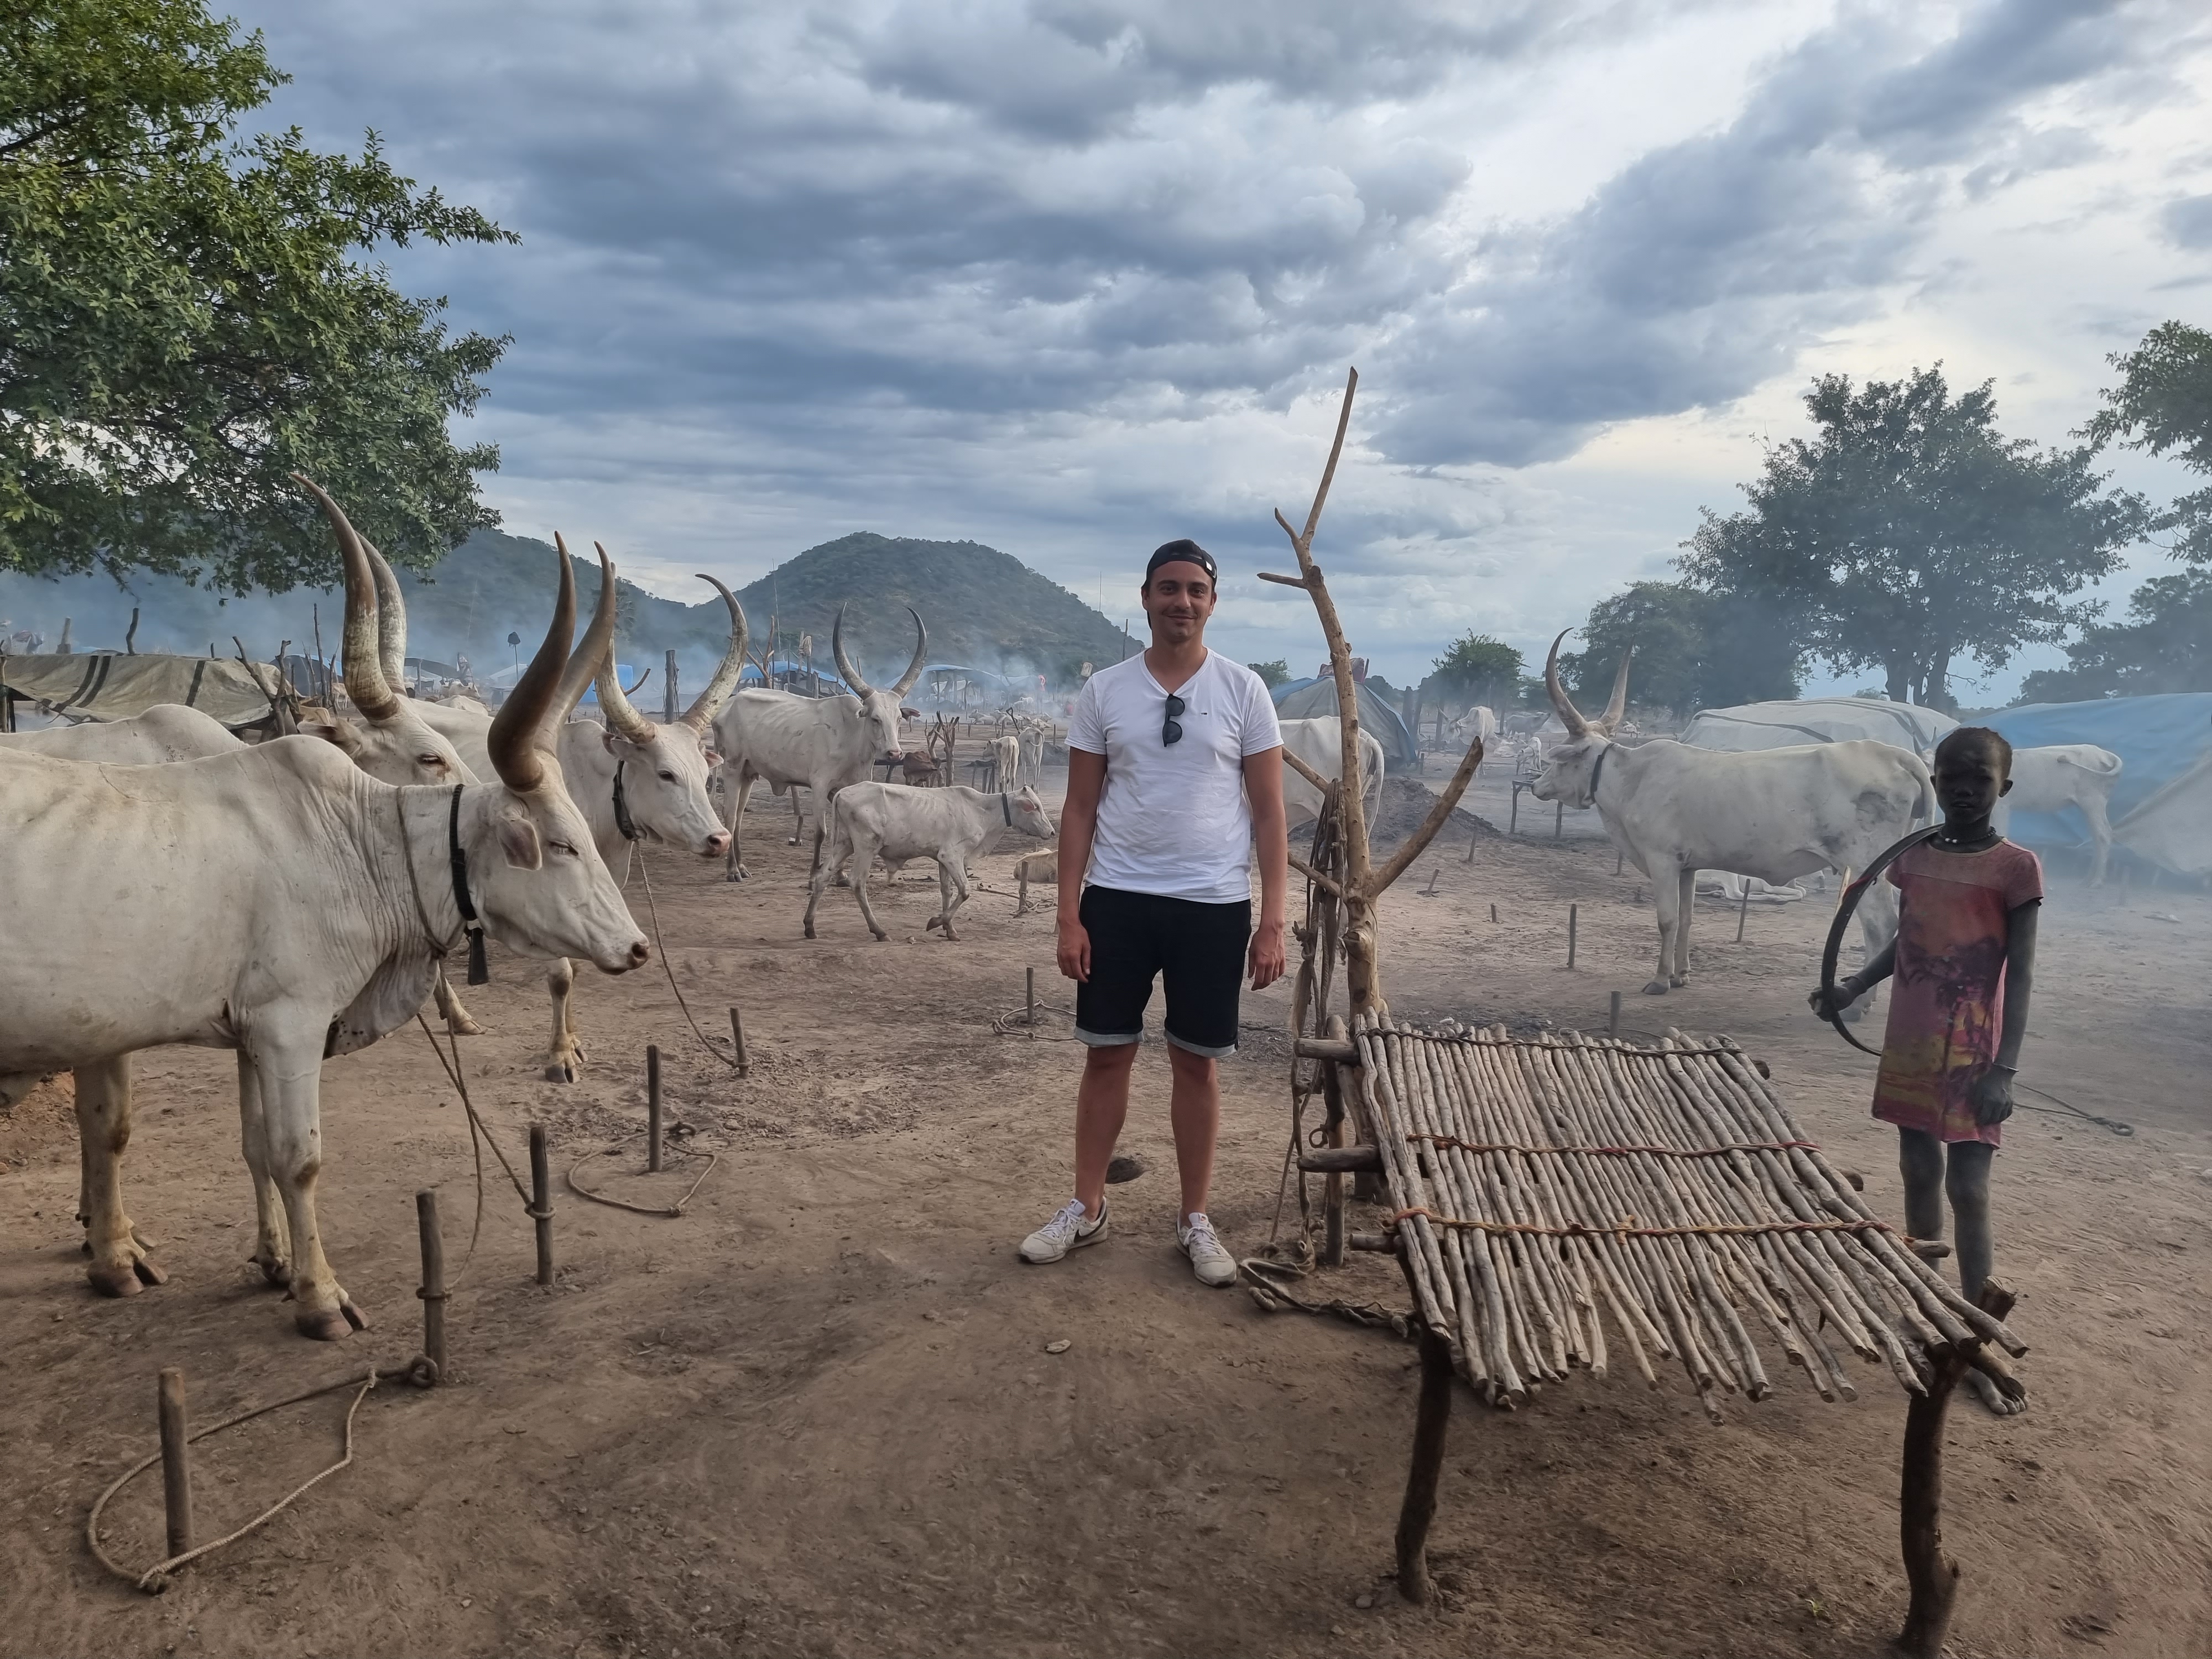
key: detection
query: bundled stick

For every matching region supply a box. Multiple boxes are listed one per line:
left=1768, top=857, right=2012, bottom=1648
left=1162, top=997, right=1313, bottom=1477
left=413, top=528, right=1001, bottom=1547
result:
left=1351, top=1018, right=2026, bottom=1416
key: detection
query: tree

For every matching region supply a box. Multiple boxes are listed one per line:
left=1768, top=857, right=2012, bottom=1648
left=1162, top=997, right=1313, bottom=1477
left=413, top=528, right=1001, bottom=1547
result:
left=1681, top=367, right=2146, bottom=709
left=2083, top=321, right=2212, bottom=564
left=2016, top=568, right=2212, bottom=702
left=1246, top=658, right=1291, bottom=688
left=1429, top=632, right=1521, bottom=708
left=1555, top=581, right=1801, bottom=718
left=1, top=0, right=514, bottom=592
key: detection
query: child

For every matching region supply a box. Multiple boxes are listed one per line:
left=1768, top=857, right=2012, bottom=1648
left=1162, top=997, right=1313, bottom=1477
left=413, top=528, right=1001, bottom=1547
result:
left=1810, top=727, right=2040, bottom=1414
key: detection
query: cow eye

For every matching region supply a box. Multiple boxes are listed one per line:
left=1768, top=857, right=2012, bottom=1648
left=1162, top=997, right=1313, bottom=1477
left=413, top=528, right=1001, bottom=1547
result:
left=548, top=838, right=577, bottom=856
left=420, top=754, right=445, bottom=768
left=659, top=770, right=676, bottom=782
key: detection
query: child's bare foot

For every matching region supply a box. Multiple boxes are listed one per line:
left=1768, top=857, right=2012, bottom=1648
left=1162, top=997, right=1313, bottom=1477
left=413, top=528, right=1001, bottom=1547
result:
left=1964, top=1365, right=2026, bottom=1416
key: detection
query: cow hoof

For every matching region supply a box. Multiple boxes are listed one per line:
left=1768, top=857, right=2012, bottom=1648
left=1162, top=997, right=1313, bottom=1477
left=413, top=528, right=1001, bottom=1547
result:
left=1670, top=975, right=1688, bottom=988
left=446, top=1011, right=486, bottom=1037
left=252, top=1251, right=290, bottom=1287
left=133, top=1256, right=169, bottom=1287
left=295, top=1306, right=354, bottom=1341
left=925, top=915, right=944, bottom=932
left=803, top=922, right=816, bottom=940
left=544, top=1061, right=577, bottom=1083
left=869, top=930, right=889, bottom=942
left=1642, top=979, right=1671, bottom=996
left=87, top=1262, right=147, bottom=1297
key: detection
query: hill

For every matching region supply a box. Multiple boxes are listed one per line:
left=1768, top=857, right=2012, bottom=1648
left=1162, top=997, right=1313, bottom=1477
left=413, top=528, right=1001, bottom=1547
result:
left=0, top=530, right=1139, bottom=695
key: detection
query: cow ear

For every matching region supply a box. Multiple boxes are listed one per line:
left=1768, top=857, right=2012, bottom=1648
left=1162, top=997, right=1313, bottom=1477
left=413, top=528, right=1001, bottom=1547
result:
left=498, top=816, right=542, bottom=869
left=702, top=746, right=722, bottom=766
left=300, top=716, right=362, bottom=756
left=600, top=727, right=618, bottom=753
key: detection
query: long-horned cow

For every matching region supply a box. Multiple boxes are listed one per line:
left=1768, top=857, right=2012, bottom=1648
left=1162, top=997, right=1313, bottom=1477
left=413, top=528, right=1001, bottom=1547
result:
left=1992, top=743, right=2124, bottom=884
left=710, top=602, right=926, bottom=879
left=1530, top=633, right=1932, bottom=996
left=348, top=531, right=748, bottom=1077
left=0, top=546, right=646, bottom=1338
left=806, top=782, right=1055, bottom=941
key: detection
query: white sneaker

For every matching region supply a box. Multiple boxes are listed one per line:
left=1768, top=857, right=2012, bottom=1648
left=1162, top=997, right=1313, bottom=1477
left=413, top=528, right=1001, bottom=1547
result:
left=1178, top=1213, right=1237, bottom=1288
left=1020, top=1198, right=1108, bottom=1264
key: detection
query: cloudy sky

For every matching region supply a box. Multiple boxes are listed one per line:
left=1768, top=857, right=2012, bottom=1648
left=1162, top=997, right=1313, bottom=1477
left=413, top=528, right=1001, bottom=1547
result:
left=239, top=0, right=2212, bottom=699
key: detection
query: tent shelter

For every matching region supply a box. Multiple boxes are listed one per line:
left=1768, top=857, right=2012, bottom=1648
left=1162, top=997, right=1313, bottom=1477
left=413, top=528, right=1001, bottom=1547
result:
left=1270, top=676, right=1420, bottom=770
left=1984, top=694, right=2212, bottom=870
left=1681, top=696, right=1956, bottom=754
left=0, top=651, right=278, bottom=730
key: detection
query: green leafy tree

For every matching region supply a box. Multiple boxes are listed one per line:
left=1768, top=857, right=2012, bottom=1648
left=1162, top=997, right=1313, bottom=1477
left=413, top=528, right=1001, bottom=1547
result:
left=1556, top=581, right=1801, bottom=717
left=2016, top=569, right=2212, bottom=701
left=1681, top=367, right=2147, bottom=709
left=1430, top=632, right=1522, bottom=708
left=1245, top=658, right=1291, bottom=688
left=1, top=0, right=514, bottom=591
left=2083, top=321, right=2212, bottom=564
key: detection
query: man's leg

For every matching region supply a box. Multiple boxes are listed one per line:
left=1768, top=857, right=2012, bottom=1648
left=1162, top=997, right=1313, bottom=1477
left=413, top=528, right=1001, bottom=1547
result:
left=1074, top=1042, right=1139, bottom=1219
left=1167, top=1044, right=1221, bottom=1219
left=1897, top=1127, right=1945, bottom=1243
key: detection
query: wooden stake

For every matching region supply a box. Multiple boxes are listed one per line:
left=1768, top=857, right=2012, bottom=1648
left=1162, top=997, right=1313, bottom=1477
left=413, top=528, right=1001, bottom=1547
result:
left=529, top=1125, right=554, bottom=1286
left=662, top=648, right=679, bottom=724
left=1464, top=826, right=1477, bottom=863
left=415, top=1190, right=447, bottom=1383
left=1553, top=799, right=1564, bottom=839
left=1568, top=904, right=1578, bottom=968
left=1736, top=883, right=1751, bottom=943
left=1490, top=902, right=1498, bottom=924
left=1425, top=865, right=1439, bottom=895
left=1616, top=848, right=1625, bottom=875
left=1320, top=1014, right=1350, bottom=1268
left=1394, top=1245, right=1454, bottom=1605
left=1609, top=990, right=1622, bottom=1037
left=729, top=1006, right=749, bottom=1074
left=646, top=1045, right=663, bottom=1173
left=1025, top=967, right=1037, bottom=1039
left=157, top=1368, right=193, bottom=1559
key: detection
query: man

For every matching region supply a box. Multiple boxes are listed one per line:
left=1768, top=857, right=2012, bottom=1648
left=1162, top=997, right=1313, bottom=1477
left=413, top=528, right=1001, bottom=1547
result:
left=1018, top=539, right=1288, bottom=1287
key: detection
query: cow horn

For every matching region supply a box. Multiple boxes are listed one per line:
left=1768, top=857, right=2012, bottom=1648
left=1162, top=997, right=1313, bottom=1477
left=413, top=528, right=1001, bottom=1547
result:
left=891, top=607, right=928, bottom=698
left=294, top=474, right=400, bottom=724
left=1596, top=645, right=1634, bottom=734
left=590, top=545, right=657, bottom=744
left=552, top=537, right=620, bottom=722
left=487, top=544, right=579, bottom=793
left=682, top=573, right=748, bottom=729
left=1543, top=629, right=1591, bottom=739
left=361, top=535, right=409, bottom=691
left=832, top=604, right=875, bottom=697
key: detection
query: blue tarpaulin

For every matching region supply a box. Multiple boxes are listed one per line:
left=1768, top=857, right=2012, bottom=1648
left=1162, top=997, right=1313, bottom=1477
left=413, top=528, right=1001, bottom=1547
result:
left=1981, top=693, right=2212, bottom=851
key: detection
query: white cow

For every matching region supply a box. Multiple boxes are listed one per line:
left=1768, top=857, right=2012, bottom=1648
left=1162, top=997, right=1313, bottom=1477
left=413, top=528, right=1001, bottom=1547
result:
left=992, top=731, right=1021, bottom=791
left=806, top=782, right=1056, bottom=941
left=1992, top=744, right=2124, bottom=885
left=1280, top=716, right=1386, bottom=826
left=1, top=702, right=241, bottom=765
left=1450, top=706, right=1501, bottom=747
left=354, top=532, right=748, bottom=1077
left=1531, top=633, right=1933, bottom=996
left=0, top=545, right=646, bottom=1338
left=711, top=603, right=926, bottom=879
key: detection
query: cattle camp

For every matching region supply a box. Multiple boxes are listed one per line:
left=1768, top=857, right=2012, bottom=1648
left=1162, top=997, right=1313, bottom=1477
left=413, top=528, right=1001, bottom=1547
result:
left=5, top=7, right=2211, bottom=1658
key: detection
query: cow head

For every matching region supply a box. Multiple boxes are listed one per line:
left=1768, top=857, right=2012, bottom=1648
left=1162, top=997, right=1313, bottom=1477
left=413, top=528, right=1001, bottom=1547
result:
left=832, top=602, right=926, bottom=759
left=588, top=550, right=745, bottom=858
left=467, top=544, right=649, bottom=975
left=1529, top=631, right=1632, bottom=810
left=293, top=477, right=479, bottom=787
left=1009, top=784, right=1056, bottom=840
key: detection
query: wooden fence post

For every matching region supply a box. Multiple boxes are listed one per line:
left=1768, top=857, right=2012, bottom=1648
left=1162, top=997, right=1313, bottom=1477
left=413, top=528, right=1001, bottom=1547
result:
left=646, top=1045, right=663, bottom=1173
left=1567, top=904, right=1578, bottom=968
left=529, top=1125, right=554, bottom=1286
left=156, top=1368, right=193, bottom=1559
left=415, top=1190, right=447, bottom=1381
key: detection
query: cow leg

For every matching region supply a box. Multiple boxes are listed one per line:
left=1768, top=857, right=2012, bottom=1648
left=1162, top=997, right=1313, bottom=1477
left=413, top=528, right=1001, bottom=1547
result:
left=1850, top=875, right=1899, bottom=1021
left=849, top=832, right=891, bottom=941
left=250, top=1029, right=362, bottom=1340
left=75, top=1057, right=160, bottom=1296
left=237, top=1052, right=291, bottom=1286
left=925, top=853, right=972, bottom=940
left=432, top=964, right=484, bottom=1036
left=1645, top=861, right=1683, bottom=994
left=542, top=958, right=586, bottom=1082
left=2081, top=792, right=2114, bottom=886
left=788, top=780, right=806, bottom=847
left=1672, top=866, right=1695, bottom=985
left=724, top=771, right=755, bottom=880
left=802, top=827, right=838, bottom=939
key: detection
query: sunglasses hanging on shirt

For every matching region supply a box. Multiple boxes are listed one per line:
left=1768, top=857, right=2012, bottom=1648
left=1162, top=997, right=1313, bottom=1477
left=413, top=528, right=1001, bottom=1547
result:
left=1162, top=693, right=1185, bottom=746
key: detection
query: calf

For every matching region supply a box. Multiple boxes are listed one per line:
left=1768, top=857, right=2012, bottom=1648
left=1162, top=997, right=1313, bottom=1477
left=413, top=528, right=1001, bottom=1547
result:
left=807, top=782, right=1055, bottom=941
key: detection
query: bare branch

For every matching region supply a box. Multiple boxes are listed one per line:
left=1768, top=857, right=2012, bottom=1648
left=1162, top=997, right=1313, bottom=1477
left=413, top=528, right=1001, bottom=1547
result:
left=1256, top=571, right=1311, bottom=589
left=1290, top=854, right=1343, bottom=897
left=1282, top=747, right=1331, bottom=793
left=1363, top=740, right=1485, bottom=899
left=1295, top=366, right=1359, bottom=556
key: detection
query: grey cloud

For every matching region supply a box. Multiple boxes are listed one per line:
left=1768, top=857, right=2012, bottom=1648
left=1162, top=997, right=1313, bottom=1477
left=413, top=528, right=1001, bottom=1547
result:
left=2164, top=193, right=2212, bottom=248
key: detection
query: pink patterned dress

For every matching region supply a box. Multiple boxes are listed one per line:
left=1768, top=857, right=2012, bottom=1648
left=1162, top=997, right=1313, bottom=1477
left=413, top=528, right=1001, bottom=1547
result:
left=1871, top=840, right=2044, bottom=1147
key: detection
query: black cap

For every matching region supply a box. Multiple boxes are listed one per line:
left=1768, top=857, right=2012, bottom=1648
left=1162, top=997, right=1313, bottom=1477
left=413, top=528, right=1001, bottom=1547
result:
left=1145, top=539, right=1217, bottom=583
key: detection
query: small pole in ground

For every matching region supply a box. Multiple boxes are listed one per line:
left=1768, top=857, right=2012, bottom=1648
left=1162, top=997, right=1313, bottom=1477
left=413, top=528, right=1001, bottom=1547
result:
left=1553, top=800, right=1564, bottom=839
left=1609, top=990, right=1622, bottom=1037
left=1424, top=865, right=1439, bottom=895
left=1736, top=883, right=1751, bottom=943
left=1616, top=849, right=1625, bottom=875
left=1025, top=967, right=1037, bottom=1039
left=646, top=1045, right=663, bottom=1172
left=157, top=1368, right=193, bottom=1559
left=1490, top=902, right=1498, bottom=924
left=1567, top=904, right=1578, bottom=968
left=415, top=1190, right=447, bottom=1382
left=529, top=1125, right=554, bottom=1287
left=729, top=1006, right=750, bottom=1075
left=1464, top=826, right=1477, bottom=863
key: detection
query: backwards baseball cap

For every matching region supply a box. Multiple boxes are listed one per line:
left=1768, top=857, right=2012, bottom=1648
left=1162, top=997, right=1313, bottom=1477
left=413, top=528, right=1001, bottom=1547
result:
left=1145, top=539, right=1218, bottom=583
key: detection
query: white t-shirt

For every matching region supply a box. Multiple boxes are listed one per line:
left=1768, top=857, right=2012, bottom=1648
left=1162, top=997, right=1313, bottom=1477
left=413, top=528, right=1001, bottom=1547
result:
left=1067, top=650, right=1283, bottom=903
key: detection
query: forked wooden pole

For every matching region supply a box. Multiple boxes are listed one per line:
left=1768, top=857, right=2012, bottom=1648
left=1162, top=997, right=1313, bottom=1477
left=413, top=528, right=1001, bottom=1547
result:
left=1394, top=1241, right=1455, bottom=1604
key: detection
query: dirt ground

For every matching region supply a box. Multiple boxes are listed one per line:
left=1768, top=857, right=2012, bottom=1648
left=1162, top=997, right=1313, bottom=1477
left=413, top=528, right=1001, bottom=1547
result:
left=3, top=754, right=2209, bottom=1658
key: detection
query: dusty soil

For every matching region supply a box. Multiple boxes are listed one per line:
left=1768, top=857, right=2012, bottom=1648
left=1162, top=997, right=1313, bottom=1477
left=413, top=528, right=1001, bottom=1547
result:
left=3, top=761, right=2209, bottom=1658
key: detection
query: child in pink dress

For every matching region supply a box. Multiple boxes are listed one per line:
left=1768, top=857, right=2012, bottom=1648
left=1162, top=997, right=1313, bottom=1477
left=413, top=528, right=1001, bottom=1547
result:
left=1811, top=727, right=2040, bottom=1414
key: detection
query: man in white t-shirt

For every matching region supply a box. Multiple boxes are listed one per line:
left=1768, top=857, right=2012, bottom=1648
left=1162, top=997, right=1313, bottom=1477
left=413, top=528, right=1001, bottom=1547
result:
left=1018, top=540, right=1288, bottom=1287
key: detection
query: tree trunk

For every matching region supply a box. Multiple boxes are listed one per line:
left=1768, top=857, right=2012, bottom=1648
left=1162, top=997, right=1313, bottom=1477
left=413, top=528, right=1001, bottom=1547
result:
left=1886, top=661, right=1911, bottom=702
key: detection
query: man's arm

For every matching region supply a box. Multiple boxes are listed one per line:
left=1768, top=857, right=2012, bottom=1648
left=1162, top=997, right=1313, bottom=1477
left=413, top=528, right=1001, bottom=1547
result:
left=1243, top=744, right=1287, bottom=990
left=1056, top=747, right=1105, bottom=983
left=1975, top=899, right=2039, bottom=1125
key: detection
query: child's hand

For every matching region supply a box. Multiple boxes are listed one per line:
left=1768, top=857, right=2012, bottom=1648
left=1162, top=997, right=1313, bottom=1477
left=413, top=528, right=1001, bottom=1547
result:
left=1973, top=1063, right=2016, bottom=1126
left=1807, top=979, right=1859, bottom=1019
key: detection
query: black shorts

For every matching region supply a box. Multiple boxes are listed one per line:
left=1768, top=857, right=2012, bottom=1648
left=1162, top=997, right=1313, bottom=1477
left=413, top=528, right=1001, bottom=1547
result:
left=1073, top=885, right=1250, bottom=1058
